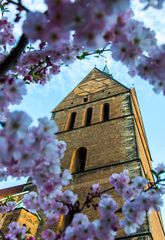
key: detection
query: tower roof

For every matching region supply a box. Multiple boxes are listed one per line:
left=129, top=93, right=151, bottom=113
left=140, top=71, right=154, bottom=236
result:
left=52, top=67, right=129, bottom=112
left=0, top=184, right=25, bottom=199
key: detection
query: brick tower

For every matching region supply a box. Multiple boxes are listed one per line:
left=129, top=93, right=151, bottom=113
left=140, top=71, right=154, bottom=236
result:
left=51, top=67, right=165, bottom=239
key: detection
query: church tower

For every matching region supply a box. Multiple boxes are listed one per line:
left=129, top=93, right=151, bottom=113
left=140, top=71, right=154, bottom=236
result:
left=52, top=67, right=165, bottom=239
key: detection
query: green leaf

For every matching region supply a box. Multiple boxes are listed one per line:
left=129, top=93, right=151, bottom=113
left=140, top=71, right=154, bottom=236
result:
left=77, top=56, right=84, bottom=60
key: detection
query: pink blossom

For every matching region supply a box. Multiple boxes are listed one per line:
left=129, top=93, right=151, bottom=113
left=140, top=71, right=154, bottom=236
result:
left=23, top=192, right=40, bottom=211
left=42, top=229, right=56, bottom=240
left=61, top=169, right=72, bottom=186
left=120, top=218, right=140, bottom=234
left=109, top=170, right=130, bottom=194
left=38, top=117, right=58, bottom=135
left=62, top=190, right=77, bottom=205
left=125, top=20, right=156, bottom=51
left=5, top=111, right=32, bottom=137
left=64, top=226, right=80, bottom=240
left=0, top=17, right=15, bottom=46
left=111, top=39, right=141, bottom=68
left=91, top=183, right=100, bottom=194
left=99, top=194, right=118, bottom=218
left=72, top=213, right=89, bottom=227
left=5, top=222, right=26, bottom=240
left=132, top=176, right=148, bottom=189
left=43, top=26, right=70, bottom=49
left=0, top=76, right=27, bottom=113
left=23, top=12, right=48, bottom=41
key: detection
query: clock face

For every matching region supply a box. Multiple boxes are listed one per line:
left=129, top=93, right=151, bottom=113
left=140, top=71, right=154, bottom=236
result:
left=74, top=79, right=111, bottom=96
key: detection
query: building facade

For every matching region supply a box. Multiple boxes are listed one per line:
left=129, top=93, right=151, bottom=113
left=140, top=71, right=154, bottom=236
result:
left=51, top=67, right=165, bottom=239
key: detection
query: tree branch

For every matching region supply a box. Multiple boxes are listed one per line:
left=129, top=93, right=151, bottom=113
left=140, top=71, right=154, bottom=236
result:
left=0, top=34, right=28, bottom=76
left=6, top=0, right=30, bottom=12
left=79, top=186, right=113, bottom=212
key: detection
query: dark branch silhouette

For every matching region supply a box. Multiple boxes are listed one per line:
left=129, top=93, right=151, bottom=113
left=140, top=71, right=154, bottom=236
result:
left=7, top=0, right=30, bottom=12
left=0, top=34, right=28, bottom=76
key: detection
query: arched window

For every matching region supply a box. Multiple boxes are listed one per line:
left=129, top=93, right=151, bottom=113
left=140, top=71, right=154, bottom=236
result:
left=102, top=103, right=109, bottom=121
left=67, top=112, right=76, bottom=130
left=84, top=108, right=93, bottom=126
left=70, top=147, right=87, bottom=173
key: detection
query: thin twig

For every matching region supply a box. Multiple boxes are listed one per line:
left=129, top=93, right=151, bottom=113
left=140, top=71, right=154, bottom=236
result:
left=79, top=186, right=113, bottom=212
left=6, top=0, right=30, bottom=12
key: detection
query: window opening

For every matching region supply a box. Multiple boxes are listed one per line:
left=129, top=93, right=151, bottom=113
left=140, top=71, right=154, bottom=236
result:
left=67, top=112, right=76, bottom=130
left=103, top=103, right=109, bottom=121
left=83, top=97, right=88, bottom=103
left=84, top=108, right=93, bottom=126
left=71, top=147, right=87, bottom=173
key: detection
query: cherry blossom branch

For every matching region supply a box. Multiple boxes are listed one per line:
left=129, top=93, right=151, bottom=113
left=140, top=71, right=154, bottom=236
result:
left=24, top=59, right=49, bottom=82
left=27, top=60, right=47, bottom=76
left=34, top=63, right=49, bottom=76
left=147, top=177, right=165, bottom=189
left=0, top=34, right=27, bottom=76
left=79, top=176, right=165, bottom=213
left=6, top=0, right=30, bottom=12
left=77, top=47, right=111, bottom=60
left=79, top=186, right=113, bottom=213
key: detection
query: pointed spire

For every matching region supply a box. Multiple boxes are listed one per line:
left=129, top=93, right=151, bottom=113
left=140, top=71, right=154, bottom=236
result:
left=103, top=64, right=109, bottom=74
left=103, top=60, right=113, bottom=78
left=103, top=60, right=109, bottom=74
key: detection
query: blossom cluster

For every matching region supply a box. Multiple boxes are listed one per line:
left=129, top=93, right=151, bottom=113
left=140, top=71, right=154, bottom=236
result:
left=0, top=76, right=27, bottom=119
left=18, top=0, right=165, bottom=93
left=0, top=109, right=78, bottom=229
left=108, top=11, right=165, bottom=95
left=19, top=0, right=130, bottom=84
left=5, top=221, right=35, bottom=240
left=0, top=111, right=76, bottom=222
left=109, top=170, right=163, bottom=233
left=37, top=168, right=164, bottom=240
left=0, top=112, right=62, bottom=180
left=0, top=17, right=15, bottom=47
left=0, top=201, right=16, bottom=214
left=0, top=1, right=165, bottom=92
left=62, top=168, right=164, bottom=240
left=2, top=162, right=165, bottom=239
left=5, top=222, right=26, bottom=240
left=23, top=188, right=77, bottom=226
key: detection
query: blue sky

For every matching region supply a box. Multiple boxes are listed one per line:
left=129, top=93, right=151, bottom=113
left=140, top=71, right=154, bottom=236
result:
left=1, top=0, right=165, bottom=226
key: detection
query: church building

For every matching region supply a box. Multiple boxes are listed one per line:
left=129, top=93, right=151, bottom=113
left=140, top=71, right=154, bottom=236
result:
left=51, top=67, right=165, bottom=239
left=0, top=67, right=164, bottom=239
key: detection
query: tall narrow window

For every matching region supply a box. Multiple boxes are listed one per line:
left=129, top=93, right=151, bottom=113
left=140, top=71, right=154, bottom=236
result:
left=84, top=108, right=93, bottom=126
left=70, top=147, right=87, bottom=173
left=103, top=103, right=109, bottom=121
left=67, top=112, right=76, bottom=130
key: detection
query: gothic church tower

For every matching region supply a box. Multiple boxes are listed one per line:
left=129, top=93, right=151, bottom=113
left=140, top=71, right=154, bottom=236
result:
left=52, top=68, right=165, bottom=239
